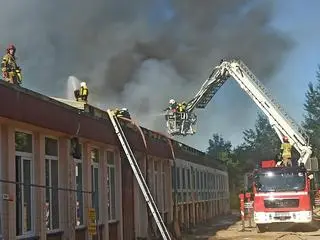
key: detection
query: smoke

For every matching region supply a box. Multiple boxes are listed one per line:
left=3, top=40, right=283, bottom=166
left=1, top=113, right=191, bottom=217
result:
left=0, top=0, right=293, bottom=149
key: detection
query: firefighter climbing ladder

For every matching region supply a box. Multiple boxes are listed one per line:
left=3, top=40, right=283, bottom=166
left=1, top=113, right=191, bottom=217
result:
left=107, top=110, right=172, bottom=240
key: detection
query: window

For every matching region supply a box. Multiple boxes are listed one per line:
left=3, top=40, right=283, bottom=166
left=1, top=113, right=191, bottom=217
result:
left=154, top=161, right=157, bottom=197
left=192, top=168, right=195, bottom=191
left=75, top=144, right=83, bottom=226
left=176, top=167, right=180, bottom=190
left=162, top=166, right=166, bottom=211
left=171, top=166, right=175, bottom=190
left=91, top=148, right=99, bottom=221
left=187, top=169, right=190, bottom=190
left=176, top=167, right=181, bottom=202
left=15, top=131, right=33, bottom=236
left=107, top=151, right=116, bottom=221
left=182, top=168, right=186, bottom=189
left=45, top=137, right=59, bottom=230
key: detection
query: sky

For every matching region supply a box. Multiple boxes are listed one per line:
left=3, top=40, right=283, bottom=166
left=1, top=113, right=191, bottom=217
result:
left=184, top=0, right=320, bottom=150
left=1, top=0, right=320, bottom=152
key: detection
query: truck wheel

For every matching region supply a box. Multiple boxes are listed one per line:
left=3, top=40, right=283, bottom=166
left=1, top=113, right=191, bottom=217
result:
left=257, top=224, right=268, bottom=233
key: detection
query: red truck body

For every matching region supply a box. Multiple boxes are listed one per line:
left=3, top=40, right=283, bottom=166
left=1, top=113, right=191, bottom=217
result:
left=252, top=160, right=313, bottom=226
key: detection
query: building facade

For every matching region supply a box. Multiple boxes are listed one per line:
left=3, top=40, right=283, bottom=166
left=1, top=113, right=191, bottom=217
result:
left=0, top=82, right=229, bottom=240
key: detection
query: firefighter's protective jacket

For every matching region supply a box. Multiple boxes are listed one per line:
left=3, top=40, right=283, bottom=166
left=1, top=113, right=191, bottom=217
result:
left=80, top=86, right=88, bottom=98
left=177, top=102, right=186, bottom=112
left=1, top=53, right=18, bottom=76
left=281, top=142, right=292, bottom=158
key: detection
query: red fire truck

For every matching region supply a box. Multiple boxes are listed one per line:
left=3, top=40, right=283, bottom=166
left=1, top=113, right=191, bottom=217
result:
left=252, top=160, right=316, bottom=232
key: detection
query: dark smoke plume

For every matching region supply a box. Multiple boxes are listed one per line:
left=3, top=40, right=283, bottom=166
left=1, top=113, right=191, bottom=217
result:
left=0, top=0, right=293, bottom=148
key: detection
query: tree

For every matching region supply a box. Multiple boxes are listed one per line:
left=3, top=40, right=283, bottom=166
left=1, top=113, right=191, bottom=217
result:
left=242, top=112, right=281, bottom=162
left=207, top=133, right=233, bottom=164
left=303, top=65, right=320, bottom=158
left=229, top=112, right=283, bottom=177
left=207, top=134, right=241, bottom=194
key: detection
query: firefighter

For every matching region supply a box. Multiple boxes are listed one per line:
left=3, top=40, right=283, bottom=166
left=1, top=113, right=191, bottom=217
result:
left=165, top=99, right=178, bottom=111
left=280, top=136, right=292, bottom=167
left=116, top=108, right=131, bottom=119
left=74, top=82, right=89, bottom=102
left=1, top=44, right=22, bottom=85
left=177, top=101, right=187, bottom=113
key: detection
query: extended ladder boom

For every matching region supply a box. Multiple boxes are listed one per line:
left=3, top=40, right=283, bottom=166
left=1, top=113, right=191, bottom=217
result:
left=107, top=110, right=172, bottom=240
left=224, top=59, right=312, bottom=165
left=185, top=66, right=228, bottom=112
left=180, top=59, right=312, bottom=165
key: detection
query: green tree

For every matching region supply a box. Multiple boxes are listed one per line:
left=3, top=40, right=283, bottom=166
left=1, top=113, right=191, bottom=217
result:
left=207, top=133, right=233, bottom=164
left=207, top=133, right=241, bottom=209
left=242, top=112, right=281, bottom=162
left=303, top=66, right=320, bottom=158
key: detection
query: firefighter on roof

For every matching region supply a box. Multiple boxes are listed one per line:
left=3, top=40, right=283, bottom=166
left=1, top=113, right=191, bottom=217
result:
left=114, top=108, right=131, bottom=119
left=74, top=81, right=89, bottom=102
left=280, top=136, right=292, bottom=166
left=1, top=44, right=22, bottom=85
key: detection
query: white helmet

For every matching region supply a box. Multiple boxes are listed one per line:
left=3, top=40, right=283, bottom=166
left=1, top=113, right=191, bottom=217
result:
left=121, top=108, right=128, bottom=111
left=80, top=82, right=86, bottom=87
left=169, top=99, right=175, bottom=104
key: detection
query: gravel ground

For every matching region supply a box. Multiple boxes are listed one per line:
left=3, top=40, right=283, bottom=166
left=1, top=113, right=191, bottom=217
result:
left=182, top=214, right=320, bottom=240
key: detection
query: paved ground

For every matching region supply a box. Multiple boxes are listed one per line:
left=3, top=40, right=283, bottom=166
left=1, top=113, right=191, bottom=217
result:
left=182, top=214, right=320, bottom=240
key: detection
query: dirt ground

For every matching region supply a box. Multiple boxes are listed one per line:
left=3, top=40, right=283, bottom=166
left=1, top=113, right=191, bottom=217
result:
left=182, top=214, right=320, bottom=240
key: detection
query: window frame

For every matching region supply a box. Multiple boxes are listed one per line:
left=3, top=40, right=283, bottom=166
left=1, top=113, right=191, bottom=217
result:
left=161, top=163, right=167, bottom=212
left=154, top=160, right=159, bottom=207
left=90, top=146, right=100, bottom=223
left=106, top=150, right=117, bottom=222
left=44, top=136, right=59, bottom=232
left=15, top=130, right=35, bottom=237
left=15, top=154, right=34, bottom=236
left=74, top=144, right=84, bottom=227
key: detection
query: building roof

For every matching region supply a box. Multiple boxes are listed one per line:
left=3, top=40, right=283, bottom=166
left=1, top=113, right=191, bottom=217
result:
left=0, top=81, right=226, bottom=171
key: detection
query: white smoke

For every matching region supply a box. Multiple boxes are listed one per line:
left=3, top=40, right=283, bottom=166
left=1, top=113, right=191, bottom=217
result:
left=66, top=76, right=80, bottom=100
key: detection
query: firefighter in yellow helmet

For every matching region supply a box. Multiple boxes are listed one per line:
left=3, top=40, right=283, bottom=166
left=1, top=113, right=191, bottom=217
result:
left=177, top=101, right=187, bottom=113
left=1, top=44, right=22, bottom=85
left=74, top=82, right=89, bottom=102
left=280, top=136, right=292, bottom=166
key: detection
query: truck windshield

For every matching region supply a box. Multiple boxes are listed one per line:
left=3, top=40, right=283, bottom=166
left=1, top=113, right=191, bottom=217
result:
left=256, top=171, right=306, bottom=192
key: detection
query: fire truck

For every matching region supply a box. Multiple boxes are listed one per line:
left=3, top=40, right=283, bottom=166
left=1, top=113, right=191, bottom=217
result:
left=164, top=58, right=320, bottom=231
left=252, top=159, right=320, bottom=232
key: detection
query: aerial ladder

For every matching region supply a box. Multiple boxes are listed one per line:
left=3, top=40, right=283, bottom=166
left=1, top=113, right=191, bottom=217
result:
left=107, top=110, right=172, bottom=240
left=165, top=59, right=317, bottom=169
